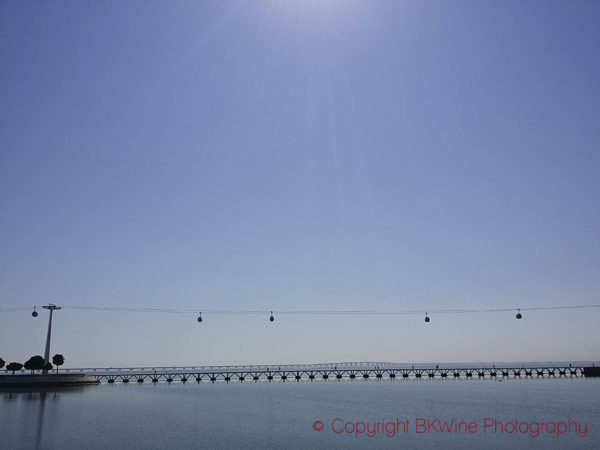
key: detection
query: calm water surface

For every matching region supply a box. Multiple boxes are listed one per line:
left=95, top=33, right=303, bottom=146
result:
left=1, top=378, right=598, bottom=449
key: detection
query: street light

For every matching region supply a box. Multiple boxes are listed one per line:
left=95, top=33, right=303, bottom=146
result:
left=42, top=304, right=61, bottom=375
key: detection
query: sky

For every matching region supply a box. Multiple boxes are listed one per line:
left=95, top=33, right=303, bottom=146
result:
left=1, top=0, right=599, bottom=368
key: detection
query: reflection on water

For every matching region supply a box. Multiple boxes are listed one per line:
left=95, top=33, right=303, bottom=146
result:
left=1, top=386, right=95, bottom=450
left=1, top=390, right=54, bottom=450
left=34, top=391, right=47, bottom=450
left=1, top=385, right=93, bottom=396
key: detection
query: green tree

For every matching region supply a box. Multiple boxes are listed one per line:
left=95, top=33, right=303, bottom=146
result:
left=24, top=355, right=45, bottom=374
left=6, top=362, right=23, bottom=374
left=52, top=354, right=65, bottom=374
left=0, top=357, right=4, bottom=369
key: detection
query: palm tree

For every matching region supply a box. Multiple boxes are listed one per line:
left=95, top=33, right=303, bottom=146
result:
left=52, top=354, right=65, bottom=374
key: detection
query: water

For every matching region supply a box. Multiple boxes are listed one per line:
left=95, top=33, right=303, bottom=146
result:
left=1, top=378, right=598, bottom=449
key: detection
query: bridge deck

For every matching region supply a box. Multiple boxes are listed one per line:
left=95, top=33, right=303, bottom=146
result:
left=36, top=363, right=591, bottom=384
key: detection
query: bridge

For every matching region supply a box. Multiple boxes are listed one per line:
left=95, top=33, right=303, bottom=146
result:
left=46, top=362, right=595, bottom=384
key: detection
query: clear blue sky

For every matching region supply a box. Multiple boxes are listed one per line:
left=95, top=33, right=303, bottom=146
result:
left=1, top=0, right=599, bottom=367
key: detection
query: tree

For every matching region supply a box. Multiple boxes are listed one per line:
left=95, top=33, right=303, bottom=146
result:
left=0, top=357, right=4, bottom=369
left=24, top=355, right=45, bottom=374
left=52, top=354, right=65, bottom=374
left=6, top=362, right=23, bottom=374
left=43, top=362, right=53, bottom=372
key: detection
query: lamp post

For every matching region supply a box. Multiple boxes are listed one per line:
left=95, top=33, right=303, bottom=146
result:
left=42, top=304, right=61, bottom=375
